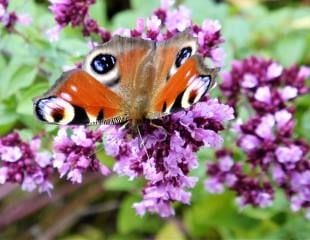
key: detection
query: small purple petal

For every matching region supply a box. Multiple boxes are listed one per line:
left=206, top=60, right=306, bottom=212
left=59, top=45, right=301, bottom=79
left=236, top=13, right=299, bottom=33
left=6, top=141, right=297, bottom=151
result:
left=239, top=134, right=260, bottom=152
left=241, top=73, right=258, bottom=88
left=204, top=178, right=224, bottom=193
left=275, top=145, right=302, bottom=164
left=67, top=169, right=82, bottom=184
left=255, top=114, right=275, bottom=140
left=266, top=62, right=283, bottom=80
left=280, top=86, right=298, bottom=101
left=0, top=167, right=8, bottom=184
left=254, top=86, right=271, bottom=103
left=21, top=176, right=37, bottom=192
left=0, top=146, right=22, bottom=162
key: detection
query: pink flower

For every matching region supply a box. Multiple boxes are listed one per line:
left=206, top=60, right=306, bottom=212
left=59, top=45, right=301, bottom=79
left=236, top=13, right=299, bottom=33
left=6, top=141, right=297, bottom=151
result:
left=146, top=15, right=161, bottom=32
left=241, top=73, right=258, bottom=88
left=0, top=146, right=22, bottom=162
left=272, top=165, right=286, bottom=184
left=219, top=155, right=234, bottom=172
left=211, top=48, right=225, bottom=67
left=275, top=145, right=303, bottom=164
left=134, top=17, right=145, bottom=33
left=52, top=126, right=110, bottom=183
left=71, top=126, right=93, bottom=147
left=165, top=5, right=191, bottom=32
left=205, top=178, right=224, bottom=193
left=160, top=0, right=175, bottom=10
left=266, top=62, right=283, bottom=80
left=21, top=176, right=37, bottom=192
left=104, top=98, right=233, bottom=217
left=0, top=167, right=8, bottom=184
left=201, top=19, right=221, bottom=35
left=274, top=109, right=292, bottom=128
left=254, top=86, right=271, bottom=103
left=0, top=5, right=5, bottom=17
left=67, top=169, right=82, bottom=183
left=280, top=86, right=298, bottom=101
left=298, top=66, right=310, bottom=79
left=35, top=152, right=52, bottom=168
left=255, top=114, right=275, bottom=139
left=239, top=134, right=260, bottom=152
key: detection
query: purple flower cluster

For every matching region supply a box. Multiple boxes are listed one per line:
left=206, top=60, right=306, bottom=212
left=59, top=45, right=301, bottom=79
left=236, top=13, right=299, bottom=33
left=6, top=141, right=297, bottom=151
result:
left=52, top=126, right=110, bottom=184
left=47, top=0, right=110, bottom=42
left=0, top=132, right=53, bottom=194
left=115, top=0, right=225, bottom=66
left=0, top=0, right=31, bottom=31
left=103, top=99, right=234, bottom=217
left=205, top=150, right=274, bottom=208
left=205, top=56, right=310, bottom=218
left=48, top=0, right=224, bottom=67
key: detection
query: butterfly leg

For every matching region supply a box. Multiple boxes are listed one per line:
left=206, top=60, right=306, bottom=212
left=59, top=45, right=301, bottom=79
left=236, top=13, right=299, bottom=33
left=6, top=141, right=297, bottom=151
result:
left=149, top=120, right=171, bottom=136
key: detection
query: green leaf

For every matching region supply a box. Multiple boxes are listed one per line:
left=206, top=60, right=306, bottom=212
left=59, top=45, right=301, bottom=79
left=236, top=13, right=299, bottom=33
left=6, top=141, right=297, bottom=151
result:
left=104, top=176, right=143, bottom=192
left=268, top=215, right=310, bottom=240
left=0, top=56, right=38, bottom=100
left=131, top=0, right=159, bottom=14
left=155, top=221, right=185, bottom=240
left=111, top=0, right=159, bottom=29
left=223, top=17, right=251, bottom=49
left=16, top=82, right=49, bottom=115
left=273, top=34, right=306, bottom=66
left=0, top=110, right=18, bottom=135
left=7, top=65, right=38, bottom=98
left=0, top=55, right=6, bottom=69
left=184, top=0, right=229, bottom=23
left=184, top=192, right=258, bottom=238
left=300, top=110, right=310, bottom=141
left=18, top=114, right=45, bottom=132
left=89, top=0, right=108, bottom=27
left=112, top=10, right=137, bottom=29
left=117, top=195, right=162, bottom=235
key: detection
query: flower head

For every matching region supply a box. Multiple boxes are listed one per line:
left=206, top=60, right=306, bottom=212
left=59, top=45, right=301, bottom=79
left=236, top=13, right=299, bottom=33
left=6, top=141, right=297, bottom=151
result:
left=104, top=99, right=234, bottom=217
left=48, top=0, right=110, bottom=42
left=53, top=126, right=110, bottom=184
left=217, top=56, right=310, bottom=218
left=0, top=132, right=53, bottom=194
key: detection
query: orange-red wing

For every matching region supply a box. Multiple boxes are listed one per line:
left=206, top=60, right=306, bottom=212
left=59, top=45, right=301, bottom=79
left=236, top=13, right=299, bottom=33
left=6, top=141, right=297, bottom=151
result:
left=34, top=69, right=127, bottom=125
left=150, top=56, right=218, bottom=117
left=55, top=70, right=124, bottom=118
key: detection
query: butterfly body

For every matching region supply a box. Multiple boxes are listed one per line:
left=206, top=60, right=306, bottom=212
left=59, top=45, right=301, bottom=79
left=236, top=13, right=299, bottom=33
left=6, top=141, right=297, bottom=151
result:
left=34, top=31, right=219, bottom=126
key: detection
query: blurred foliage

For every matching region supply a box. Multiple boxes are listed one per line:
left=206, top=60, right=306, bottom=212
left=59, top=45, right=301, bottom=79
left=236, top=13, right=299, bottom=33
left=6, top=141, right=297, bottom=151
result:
left=0, top=0, right=309, bottom=239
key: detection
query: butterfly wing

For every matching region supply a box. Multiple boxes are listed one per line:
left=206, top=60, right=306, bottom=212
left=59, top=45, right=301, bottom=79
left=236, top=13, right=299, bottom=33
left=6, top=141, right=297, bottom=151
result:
left=147, top=31, right=219, bottom=118
left=34, top=35, right=154, bottom=125
left=149, top=56, right=218, bottom=117
left=34, top=69, right=127, bottom=125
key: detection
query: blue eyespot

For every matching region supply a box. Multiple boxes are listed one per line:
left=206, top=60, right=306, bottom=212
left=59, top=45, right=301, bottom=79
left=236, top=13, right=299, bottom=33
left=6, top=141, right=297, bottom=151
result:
left=91, top=54, right=116, bottom=74
left=175, top=47, right=192, bottom=67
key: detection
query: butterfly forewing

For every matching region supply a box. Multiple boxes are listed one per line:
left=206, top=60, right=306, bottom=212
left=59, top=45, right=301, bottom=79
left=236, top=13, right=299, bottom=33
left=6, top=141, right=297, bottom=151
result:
left=34, top=70, right=127, bottom=125
left=148, top=56, right=218, bottom=118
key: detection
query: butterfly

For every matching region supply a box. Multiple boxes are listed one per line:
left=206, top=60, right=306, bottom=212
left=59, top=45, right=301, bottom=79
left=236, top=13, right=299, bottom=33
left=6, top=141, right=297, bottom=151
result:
left=33, top=30, right=219, bottom=127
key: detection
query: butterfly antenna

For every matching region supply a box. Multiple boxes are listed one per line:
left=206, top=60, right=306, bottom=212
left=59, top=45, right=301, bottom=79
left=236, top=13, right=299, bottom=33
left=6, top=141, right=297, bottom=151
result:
left=136, top=125, right=150, bottom=161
